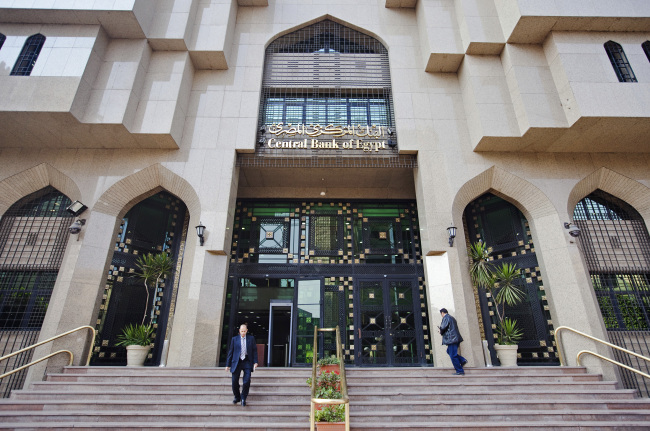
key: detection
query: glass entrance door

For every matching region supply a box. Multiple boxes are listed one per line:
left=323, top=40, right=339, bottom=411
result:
left=355, top=277, right=423, bottom=366
left=268, top=301, right=293, bottom=366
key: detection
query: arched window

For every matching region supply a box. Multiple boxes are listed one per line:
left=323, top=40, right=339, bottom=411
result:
left=604, top=41, right=637, bottom=82
left=0, top=186, right=73, bottom=396
left=10, top=34, right=45, bottom=76
left=0, top=33, right=6, bottom=51
left=643, top=41, right=650, bottom=63
left=258, top=20, right=397, bottom=154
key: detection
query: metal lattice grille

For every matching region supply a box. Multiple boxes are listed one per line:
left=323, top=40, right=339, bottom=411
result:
left=0, top=34, right=6, bottom=51
left=604, top=41, right=637, bottom=83
left=257, top=20, right=397, bottom=156
left=574, top=190, right=650, bottom=397
left=0, top=186, right=72, bottom=397
left=643, top=41, right=650, bottom=63
left=464, top=193, right=558, bottom=365
left=10, top=34, right=45, bottom=76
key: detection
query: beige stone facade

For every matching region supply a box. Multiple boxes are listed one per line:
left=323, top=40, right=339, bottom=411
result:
left=0, top=0, right=649, bottom=385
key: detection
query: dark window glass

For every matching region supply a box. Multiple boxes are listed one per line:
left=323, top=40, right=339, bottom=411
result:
left=11, top=34, right=45, bottom=76
left=604, top=41, right=637, bottom=82
left=643, top=41, right=650, bottom=63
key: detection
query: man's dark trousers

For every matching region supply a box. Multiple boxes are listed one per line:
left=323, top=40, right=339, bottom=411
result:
left=446, top=342, right=466, bottom=374
left=232, top=356, right=252, bottom=401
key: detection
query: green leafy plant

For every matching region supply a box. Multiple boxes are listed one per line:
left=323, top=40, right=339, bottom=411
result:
left=135, top=252, right=173, bottom=325
left=317, top=355, right=341, bottom=366
left=497, top=317, right=524, bottom=345
left=468, top=241, right=525, bottom=345
left=314, top=404, right=345, bottom=423
left=115, top=323, right=154, bottom=347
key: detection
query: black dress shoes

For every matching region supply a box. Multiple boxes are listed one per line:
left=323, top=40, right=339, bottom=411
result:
left=233, top=398, right=241, bottom=404
left=241, top=399, right=247, bottom=406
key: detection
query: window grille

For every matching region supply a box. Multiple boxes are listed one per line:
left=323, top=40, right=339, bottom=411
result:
left=604, top=41, right=637, bottom=83
left=10, top=34, right=45, bottom=76
left=574, top=190, right=650, bottom=397
left=0, top=34, right=6, bottom=51
left=0, top=186, right=72, bottom=397
left=257, top=20, right=396, bottom=155
left=643, top=41, right=650, bottom=63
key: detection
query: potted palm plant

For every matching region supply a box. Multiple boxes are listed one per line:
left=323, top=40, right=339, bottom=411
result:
left=468, top=241, right=525, bottom=366
left=115, top=323, right=154, bottom=366
left=116, top=252, right=173, bottom=366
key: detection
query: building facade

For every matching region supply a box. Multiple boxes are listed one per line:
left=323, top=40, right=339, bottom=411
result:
left=0, top=0, right=649, bottom=394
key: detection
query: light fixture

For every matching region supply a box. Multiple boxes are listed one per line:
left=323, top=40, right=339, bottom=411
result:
left=564, top=222, right=581, bottom=238
left=196, top=221, right=206, bottom=246
left=66, top=200, right=87, bottom=217
left=447, top=224, right=457, bottom=247
left=69, top=219, right=86, bottom=235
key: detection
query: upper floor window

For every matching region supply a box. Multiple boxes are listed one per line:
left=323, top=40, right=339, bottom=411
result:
left=604, top=41, right=637, bottom=82
left=11, top=34, right=45, bottom=76
left=258, top=20, right=397, bottom=153
left=643, top=41, right=650, bottom=63
left=0, top=33, right=6, bottom=51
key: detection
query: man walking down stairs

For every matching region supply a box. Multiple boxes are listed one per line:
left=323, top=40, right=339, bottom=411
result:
left=1, top=366, right=650, bottom=430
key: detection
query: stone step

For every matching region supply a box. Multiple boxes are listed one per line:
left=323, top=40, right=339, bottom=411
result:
left=2, top=408, right=650, bottom=424
left=348, top=380, right=619, bottom=393
left=29, top=381, right=311, bottom=392
left=10, top=388, right=639, bottom=402
left=2, top=421, right=650, bottom=430
left=3, top=398, right=650, bottom=413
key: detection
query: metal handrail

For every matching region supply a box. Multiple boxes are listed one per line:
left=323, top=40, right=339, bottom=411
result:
left=555, top=325, right=650, bottom=380
left=0, top=325, right=96, bottom=381
left=310, top=326, right=349, bottom=431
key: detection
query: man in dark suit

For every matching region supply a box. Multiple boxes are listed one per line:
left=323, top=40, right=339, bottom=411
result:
left=225, top=323, right=258, bottom=406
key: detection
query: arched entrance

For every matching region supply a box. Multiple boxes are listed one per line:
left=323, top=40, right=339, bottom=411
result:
left=91, top=191, right=189, bottom=366
left=463, top=193, right=559, bottom=365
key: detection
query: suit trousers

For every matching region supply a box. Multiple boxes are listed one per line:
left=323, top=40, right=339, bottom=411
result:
left=231, top=356, right=252, bottom=400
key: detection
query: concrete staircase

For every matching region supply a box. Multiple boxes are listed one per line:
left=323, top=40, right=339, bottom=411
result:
left=0, top=365, right=650, bottom=430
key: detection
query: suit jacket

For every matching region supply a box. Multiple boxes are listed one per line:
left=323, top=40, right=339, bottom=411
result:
left=226, top=334, right=258, bottom=372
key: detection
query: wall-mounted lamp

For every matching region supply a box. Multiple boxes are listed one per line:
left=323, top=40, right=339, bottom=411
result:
left=447, top=225, right=457, bottom=247
left=66, top=200, right=87, bottom=217
left=69, top=219, right=86, bottom=235
left=564, top=222, right=581, bottom=237
left=196, top=221, right=206, bottom=246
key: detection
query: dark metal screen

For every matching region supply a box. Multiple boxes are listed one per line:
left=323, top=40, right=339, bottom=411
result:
left=221, top=200, right=432, bottom=367
left=464, top=193, right=559, bottom=366
left=0, top=187, right=73, bottom=397
left=0, top=34, right=6, bottom=51
left=257, top=19, right=397, bottom=156
left=10, top=34, right=45, bottom=76
left=604, top=41, right=637, bottom=83
left=91, top=192, right=188, bottom=366
left=643, top=41, right=650, bottom=63
left=574, top=190, right=650, bottom=397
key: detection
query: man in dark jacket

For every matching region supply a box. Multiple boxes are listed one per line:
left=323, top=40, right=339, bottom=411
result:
left=225, top=323, right=258, bottom=406
left=439, top=308, right=467, bottom=375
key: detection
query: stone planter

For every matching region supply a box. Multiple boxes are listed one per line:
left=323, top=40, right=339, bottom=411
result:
left=318, top=364, right=340, bottom=375
left=125, top=345, right=151, bottom=367
left=494, top=344, right=518, bottom=367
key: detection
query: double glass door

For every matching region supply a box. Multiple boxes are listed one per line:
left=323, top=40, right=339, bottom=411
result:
left=355, top=277, right=424, bottom=366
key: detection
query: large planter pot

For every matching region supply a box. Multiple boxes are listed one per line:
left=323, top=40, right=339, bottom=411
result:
left=494, top=344, right=518, bottom=367
left=316, top=422, right=345, bottom=431
left=318, top=364, right=340, bottom=375
left=126, top=345, right=151, bottom=367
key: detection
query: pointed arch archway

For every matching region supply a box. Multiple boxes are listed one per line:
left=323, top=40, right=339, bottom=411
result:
left=0, top=163, right=81, bottom=215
